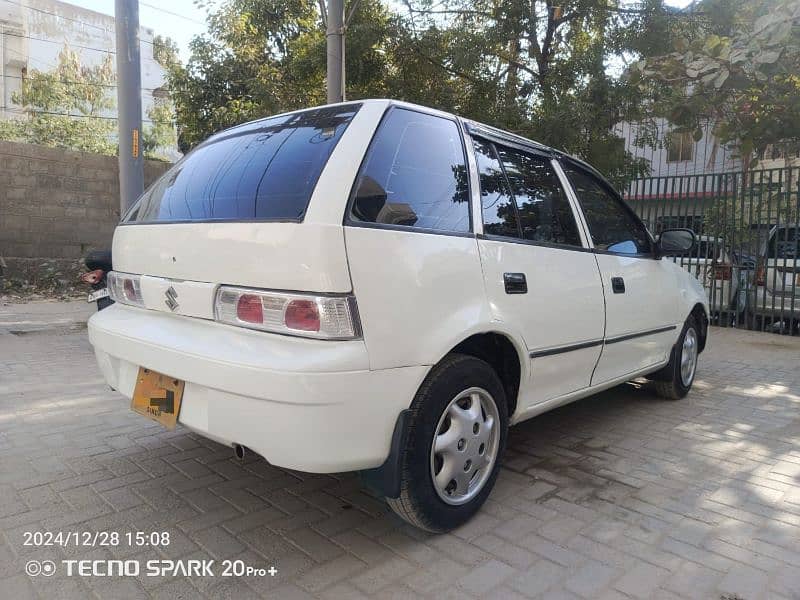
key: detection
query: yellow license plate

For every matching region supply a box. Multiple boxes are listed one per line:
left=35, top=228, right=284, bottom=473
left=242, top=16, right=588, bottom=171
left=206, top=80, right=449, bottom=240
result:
left=131, top=367, right=185, bottom=429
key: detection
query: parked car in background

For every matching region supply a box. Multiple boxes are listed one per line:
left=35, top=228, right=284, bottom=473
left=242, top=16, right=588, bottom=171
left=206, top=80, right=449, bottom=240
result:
left=87, top=100, right=709, bottom=532
left=665, top=235, right=741, bottom=321
left=748, top=225, right=800, bottom=331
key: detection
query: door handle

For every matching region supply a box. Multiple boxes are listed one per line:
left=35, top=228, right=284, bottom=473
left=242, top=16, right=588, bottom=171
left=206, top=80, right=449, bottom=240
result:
left=611, top=277, right=625, bottom=294
left=504, top=272, right=527, bottom=294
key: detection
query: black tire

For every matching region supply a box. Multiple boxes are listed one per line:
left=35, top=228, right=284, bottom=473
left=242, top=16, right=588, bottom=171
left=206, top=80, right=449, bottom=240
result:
left=653, top=315, right=699, bottom=400
left=386, top=354, right=508, bottom=533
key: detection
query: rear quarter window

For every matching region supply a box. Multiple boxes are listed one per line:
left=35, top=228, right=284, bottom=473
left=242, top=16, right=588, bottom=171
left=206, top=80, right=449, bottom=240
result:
left=123, top=104, right=360, bottom=223
left=348, top=108, right=470, bottom=233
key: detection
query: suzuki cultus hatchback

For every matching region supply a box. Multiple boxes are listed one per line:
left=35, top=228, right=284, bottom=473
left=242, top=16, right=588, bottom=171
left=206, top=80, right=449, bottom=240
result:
left=89, top=100, right=709, bottom=532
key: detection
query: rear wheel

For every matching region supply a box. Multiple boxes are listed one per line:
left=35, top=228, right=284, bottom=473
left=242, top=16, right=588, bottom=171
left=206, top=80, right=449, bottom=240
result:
left=653, top=316, right=699, bottom=400
left=386, top=354, right=508, bottom=532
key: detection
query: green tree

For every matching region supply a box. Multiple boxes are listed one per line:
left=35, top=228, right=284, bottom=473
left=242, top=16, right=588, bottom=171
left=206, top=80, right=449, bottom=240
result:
left=0, top=46, right=116, bottom=154
left=0, top=42, right=178, bottom=159
left=389, top=0, right=679, bottom=185
left=166, top=0, right=677, bottom=184
left=638, top=0, right=800, bottom=166
left=166, top=0, right=394, bottom=151
left=144, top=35, right=180, bottom=160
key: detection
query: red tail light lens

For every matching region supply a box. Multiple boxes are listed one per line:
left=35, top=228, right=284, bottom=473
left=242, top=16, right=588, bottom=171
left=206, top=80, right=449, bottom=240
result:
left=236, top=294, right=264, bottom=323
left=214, top=287, right=359, bottom=339
left=285, top=300, right=320, bottom=332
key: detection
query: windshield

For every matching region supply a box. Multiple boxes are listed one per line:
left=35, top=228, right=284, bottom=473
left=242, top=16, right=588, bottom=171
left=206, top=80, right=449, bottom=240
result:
left=123, top=104, right=360, bottom=223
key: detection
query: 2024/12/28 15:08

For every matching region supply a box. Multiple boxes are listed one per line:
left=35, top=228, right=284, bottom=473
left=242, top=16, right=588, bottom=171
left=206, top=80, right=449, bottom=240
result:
left=22, top=531, right=170, bottom=547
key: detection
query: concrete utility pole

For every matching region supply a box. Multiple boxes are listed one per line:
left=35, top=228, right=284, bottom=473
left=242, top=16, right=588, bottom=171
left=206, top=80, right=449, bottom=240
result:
left=326, top=0, right=345, bottom=104
left=115, top=0, right=144, bottom=214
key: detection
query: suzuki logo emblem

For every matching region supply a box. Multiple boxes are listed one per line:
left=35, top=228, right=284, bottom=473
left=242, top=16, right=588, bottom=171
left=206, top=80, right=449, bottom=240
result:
left=164, top=286, right=179, bottom=312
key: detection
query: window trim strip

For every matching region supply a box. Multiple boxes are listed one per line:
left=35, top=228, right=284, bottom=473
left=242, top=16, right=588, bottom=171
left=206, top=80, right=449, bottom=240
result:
left=529, top=339, right=604, bottom=358
left=464, top=122, right=554, bottom=158
left=604, top=325, right=677, bottom=345
left=528, top=326, right=678, bottom=358
left=476, top=233, right=594, bottom=253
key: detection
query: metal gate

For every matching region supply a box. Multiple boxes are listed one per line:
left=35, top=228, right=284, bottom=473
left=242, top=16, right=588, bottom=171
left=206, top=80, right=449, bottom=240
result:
left=623, top=166, right=800, bottom=334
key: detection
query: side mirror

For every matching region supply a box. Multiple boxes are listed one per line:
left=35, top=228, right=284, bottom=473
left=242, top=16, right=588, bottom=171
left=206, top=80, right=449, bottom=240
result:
left=658, top=228, right=696, bottom=256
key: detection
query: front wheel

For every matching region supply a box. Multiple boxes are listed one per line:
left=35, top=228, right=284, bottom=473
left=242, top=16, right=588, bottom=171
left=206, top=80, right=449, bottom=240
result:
left=386, top=354, right=508, bottom=532
left=653, top=316, right=699, bottom=400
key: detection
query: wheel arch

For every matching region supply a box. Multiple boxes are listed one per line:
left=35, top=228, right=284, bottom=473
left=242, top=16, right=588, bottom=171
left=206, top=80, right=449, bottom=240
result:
left=691, top=302, right=709, bottom=353
left=446, top=330, right=525, bottom=419
left=360, top=327, right=526, bottom=500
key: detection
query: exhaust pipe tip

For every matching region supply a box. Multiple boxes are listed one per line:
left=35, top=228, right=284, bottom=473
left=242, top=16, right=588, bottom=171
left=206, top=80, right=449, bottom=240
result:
left=233, top=443, right=246, bottom=461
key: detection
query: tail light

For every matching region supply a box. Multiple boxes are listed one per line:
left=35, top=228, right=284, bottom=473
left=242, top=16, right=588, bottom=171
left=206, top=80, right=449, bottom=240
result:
left=215, top=286, right=361, bottom=340
left=755, top=262, right=766, bottom=286
left=80, top=269, right=104, bottom=284
left=107, top=271, right=145, bottom=307
left=712, top=263, right=732, bottom=281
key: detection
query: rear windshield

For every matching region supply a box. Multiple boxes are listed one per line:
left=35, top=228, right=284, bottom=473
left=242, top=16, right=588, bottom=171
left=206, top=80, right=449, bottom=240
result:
left=123, top=104, right=360, bottom=223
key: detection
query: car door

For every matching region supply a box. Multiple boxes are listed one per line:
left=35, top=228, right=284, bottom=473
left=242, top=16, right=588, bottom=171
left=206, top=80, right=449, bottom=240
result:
left=471, top=136, right=605, bottom=408
left=560, top=159, right=683, bottom=384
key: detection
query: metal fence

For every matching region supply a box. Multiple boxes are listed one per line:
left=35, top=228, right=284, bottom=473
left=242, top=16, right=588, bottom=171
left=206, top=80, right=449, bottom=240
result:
left=622, top=166, right=800, bottom=335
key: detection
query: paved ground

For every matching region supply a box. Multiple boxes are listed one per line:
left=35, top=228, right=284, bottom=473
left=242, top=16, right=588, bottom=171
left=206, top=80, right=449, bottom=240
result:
left=2, top=300, right=800, bottom=599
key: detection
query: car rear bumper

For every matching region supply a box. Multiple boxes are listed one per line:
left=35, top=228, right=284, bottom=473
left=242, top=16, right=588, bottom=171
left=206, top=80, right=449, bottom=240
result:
left=88, top=304, right=426, bottom=473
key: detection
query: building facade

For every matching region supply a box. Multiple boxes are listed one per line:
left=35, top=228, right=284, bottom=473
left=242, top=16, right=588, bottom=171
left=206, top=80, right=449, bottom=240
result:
left=0, top=0, right=173, bottom=154
left=616, top=118, right=799, bottom=236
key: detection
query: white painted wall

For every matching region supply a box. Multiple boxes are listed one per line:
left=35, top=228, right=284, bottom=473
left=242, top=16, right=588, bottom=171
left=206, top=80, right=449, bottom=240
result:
left=0, top=0, right=176, bottom=157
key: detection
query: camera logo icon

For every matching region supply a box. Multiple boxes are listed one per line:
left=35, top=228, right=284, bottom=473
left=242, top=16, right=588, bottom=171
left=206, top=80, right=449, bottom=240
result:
left=25, top=560, right=56, bottom=577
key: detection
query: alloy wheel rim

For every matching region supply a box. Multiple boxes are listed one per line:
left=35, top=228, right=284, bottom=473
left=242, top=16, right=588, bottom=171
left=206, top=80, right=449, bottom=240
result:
left=680, top=327, right=698, bottom=387
left=430, top=387, right=500, bottom=506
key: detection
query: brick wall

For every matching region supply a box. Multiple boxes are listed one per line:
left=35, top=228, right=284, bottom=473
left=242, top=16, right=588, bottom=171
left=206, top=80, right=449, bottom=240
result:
left=0, top=141, right=171, bottom=278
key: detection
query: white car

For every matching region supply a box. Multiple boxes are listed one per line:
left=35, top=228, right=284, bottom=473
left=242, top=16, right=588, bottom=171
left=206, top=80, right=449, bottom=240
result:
left=748, top=225, right=800, bottom=328
left=89, top=100, right=709, bottom=532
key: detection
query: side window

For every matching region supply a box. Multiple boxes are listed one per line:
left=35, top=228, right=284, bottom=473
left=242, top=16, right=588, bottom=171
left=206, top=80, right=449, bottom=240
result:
left=770, top=227, right=799, bottom=259
left=473, top=139, right=519, bottom=238
left=495, top=146, right=582, bottom=246
left=562, top=162, right=651, bottom=255
left=349, top=109, right=470, bottom=232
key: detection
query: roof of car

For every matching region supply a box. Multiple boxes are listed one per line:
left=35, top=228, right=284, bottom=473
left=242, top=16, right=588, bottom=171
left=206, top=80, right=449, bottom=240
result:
left=203, top=98, right=607, bottom=183
left=376, top=99, right=607, bottom=178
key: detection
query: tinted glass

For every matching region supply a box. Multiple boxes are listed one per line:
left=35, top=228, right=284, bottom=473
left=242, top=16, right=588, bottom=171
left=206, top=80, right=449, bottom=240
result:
left=770, top=227, right=799, bottom=259
left=124, top=105, right=359, bottom=223
left=563, top=163, right=651, bottom=255
left=350, top=109, right=470, bottom=232
left=496, top=147, right=581, bottom=246
left=473, top=139, right=519, bottom=238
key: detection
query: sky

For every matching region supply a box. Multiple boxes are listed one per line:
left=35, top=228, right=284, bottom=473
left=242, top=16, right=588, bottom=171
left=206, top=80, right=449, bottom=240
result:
left=64, top=0, right=220, bottom=62
left=65, top=0, right=696, bottom=63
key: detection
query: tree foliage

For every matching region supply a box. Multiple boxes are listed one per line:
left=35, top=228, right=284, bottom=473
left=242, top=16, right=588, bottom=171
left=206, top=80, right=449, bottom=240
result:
left=145, top=36, right=181, bottom=160
left=0, top=43, right=178, bottom=160
left=166, top=0, right=675, bottom=184
left=638, top=0, right=800, bottom=165
left=0, top=46, right=117, bottom=154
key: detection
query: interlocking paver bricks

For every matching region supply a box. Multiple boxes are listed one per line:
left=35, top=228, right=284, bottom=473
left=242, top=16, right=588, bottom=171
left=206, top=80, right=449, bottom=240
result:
left=1, top=300, right=800, bottom=598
